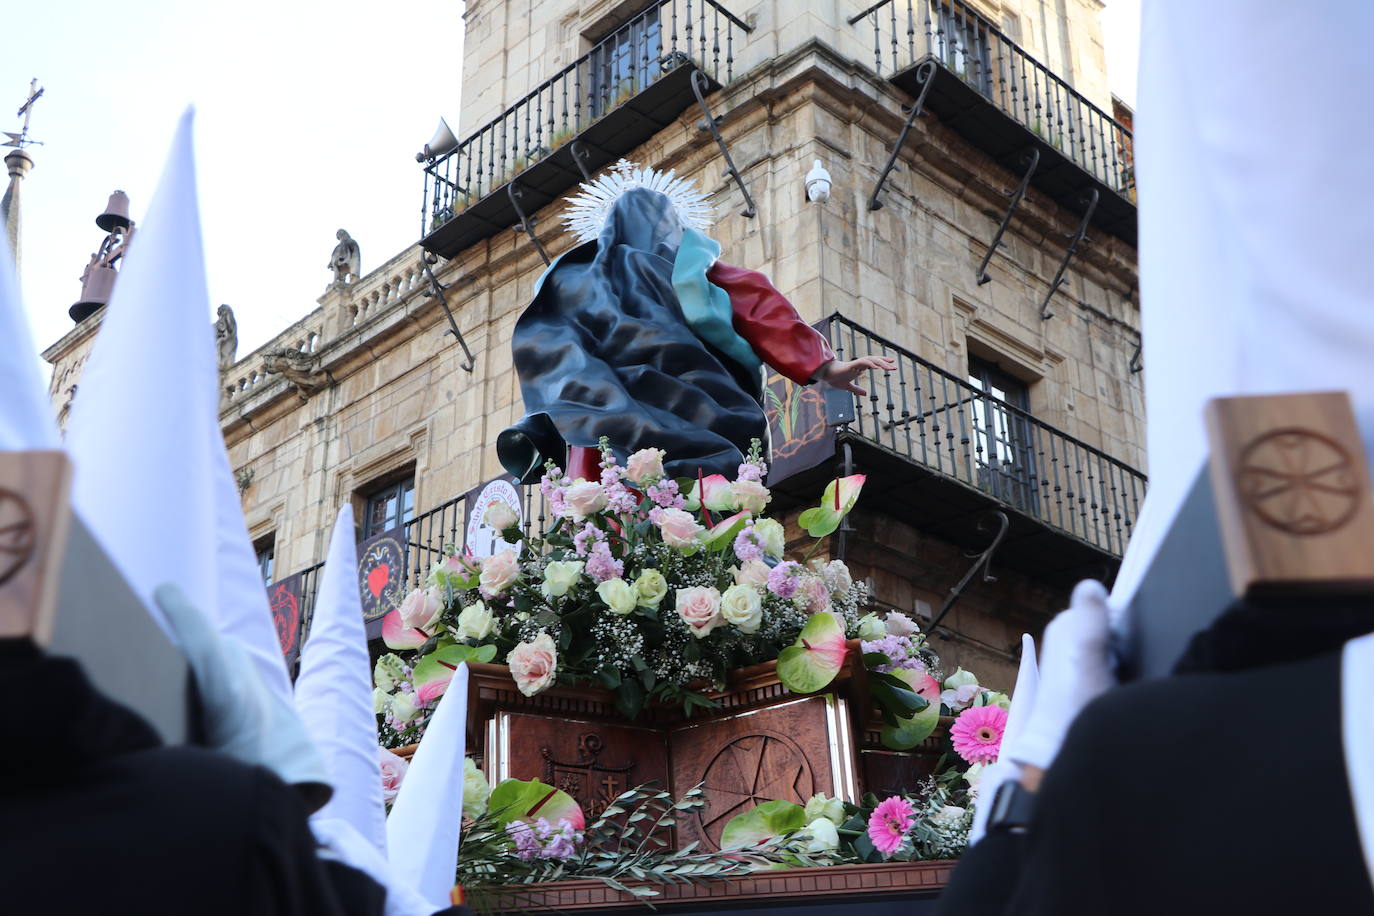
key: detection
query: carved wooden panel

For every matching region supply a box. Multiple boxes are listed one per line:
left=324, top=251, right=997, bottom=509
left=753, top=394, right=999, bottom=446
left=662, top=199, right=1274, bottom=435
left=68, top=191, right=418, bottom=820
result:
left=497, top=713, right=670, bottom=815
left=670, top=696, right=835, bottom=849
left=1206, top=392, right=1374, bottom=595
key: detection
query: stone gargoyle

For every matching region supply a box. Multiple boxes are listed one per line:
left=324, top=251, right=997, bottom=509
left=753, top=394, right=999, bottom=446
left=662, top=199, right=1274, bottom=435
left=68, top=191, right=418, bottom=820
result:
left=261, top=347, right=331, bottom=397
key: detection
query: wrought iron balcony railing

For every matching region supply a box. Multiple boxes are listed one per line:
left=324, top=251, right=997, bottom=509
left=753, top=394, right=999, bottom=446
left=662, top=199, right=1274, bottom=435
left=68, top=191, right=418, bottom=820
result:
left=420, top=0, right=751, bottom=259
left=825, top=314, right=1146, bottom=557
left=850, top=0, right=1136, bottom=244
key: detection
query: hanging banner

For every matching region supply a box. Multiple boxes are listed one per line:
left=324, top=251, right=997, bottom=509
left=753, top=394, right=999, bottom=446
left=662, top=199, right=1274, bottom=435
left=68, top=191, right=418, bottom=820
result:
left=463, top=476, right=524, bottom=559
left=357, top=524, right=406, bottom=639
left=764, top=370, right=834, bottom=484
left=267, top=571, right=304, bottom=672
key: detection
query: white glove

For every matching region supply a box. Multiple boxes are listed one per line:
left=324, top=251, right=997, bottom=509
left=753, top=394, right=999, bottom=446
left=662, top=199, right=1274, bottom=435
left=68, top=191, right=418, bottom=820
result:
left=154, top=583, right=332, bottom=811
left=968, top=633, right=1039, bottom=845
left=312, top=818, right=439, bottom=916
left=1003, top=579, right=1117, bottom=772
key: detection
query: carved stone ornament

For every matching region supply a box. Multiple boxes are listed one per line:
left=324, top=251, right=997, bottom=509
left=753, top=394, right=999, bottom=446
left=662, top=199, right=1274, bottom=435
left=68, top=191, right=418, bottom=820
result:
left=328, top=229, right=361, bottom=284
left=540, top=732, right=637, bottom=814
left=262, top=347, right=330, bottom=397
left=214, top=304, right=238, bottom=369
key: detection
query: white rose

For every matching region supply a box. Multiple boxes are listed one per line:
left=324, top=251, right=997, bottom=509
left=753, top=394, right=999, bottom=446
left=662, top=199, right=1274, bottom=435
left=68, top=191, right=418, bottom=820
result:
left=752, top=518, right=786, bottom=557
left=463, top=756, right=491, bottom=818
left=483, top=500, right=519, bottom=531
left=373, top=687, right=390, bottom=715
left=731, top=478, right=771, bottom=514
left=734, top=558, right=772, bottom=587
left=596, top=577, right=637, bottom=615
left=720, top=583, right=762, bottom=634
left=885, top=610, right=919, bottom=637
left=456, top=602, right=496, bottom=640
left=541, top=560, right=585, bottom=598
left=564, top=480, right=608, bottom=519
left=802, top=817, right=840, bottom=853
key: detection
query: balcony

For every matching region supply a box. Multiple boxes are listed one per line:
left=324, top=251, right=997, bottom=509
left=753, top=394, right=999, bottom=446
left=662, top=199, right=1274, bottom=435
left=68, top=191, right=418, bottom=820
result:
left=764, top=315, right=1147, bottom=584
left=850, top=0, right=1136, bottom=246
left=420, top=0, right=752, bottom=260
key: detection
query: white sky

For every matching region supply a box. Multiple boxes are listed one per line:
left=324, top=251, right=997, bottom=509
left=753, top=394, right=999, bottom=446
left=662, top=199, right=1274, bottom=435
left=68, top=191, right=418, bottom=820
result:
left=7, top=0, right=1138, bottom=371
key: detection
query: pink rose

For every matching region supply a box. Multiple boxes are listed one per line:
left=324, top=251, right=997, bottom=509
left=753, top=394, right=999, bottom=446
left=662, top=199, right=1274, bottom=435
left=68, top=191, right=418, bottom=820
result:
left=885, top=611, right=918, bottom=637
left=654, top=507, right=703, bottom=549
left=735, top=557, right=772, bottom=587
left=731, top=478, right=771, bottom=514
left=676, top=586, right=723, bottom=638
left=795, top=576, right=831, bottom=615
left=625, top=448, right=666, bottom=485
left=563, top=480, right=608, bottom=520
left=378, top=747, right=409, bottom=804
left=508, top=632, right=558, bottom=697
left=398, top=586, right=444, bottom=632
left=480, top=547, right=521, bottom=596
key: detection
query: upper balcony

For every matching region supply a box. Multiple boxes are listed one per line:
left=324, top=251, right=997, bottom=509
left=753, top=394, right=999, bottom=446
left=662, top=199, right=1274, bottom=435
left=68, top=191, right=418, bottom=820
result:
left=419, top=0, right=752, bottom=260
left=850, top=0, right=1136, bottom=247
left=767, top=315, right=1147, bottom=586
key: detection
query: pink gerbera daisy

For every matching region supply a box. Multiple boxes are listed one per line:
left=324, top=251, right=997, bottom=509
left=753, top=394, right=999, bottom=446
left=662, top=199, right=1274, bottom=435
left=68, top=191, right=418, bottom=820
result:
left=867, top=796, right=916, bottom=856
left=950, top=704, right=1008, bottom=765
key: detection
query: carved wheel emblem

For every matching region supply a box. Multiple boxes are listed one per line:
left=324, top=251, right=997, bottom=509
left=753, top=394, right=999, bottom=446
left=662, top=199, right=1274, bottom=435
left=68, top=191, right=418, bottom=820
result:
left=697, top=732, right=813, bottom=847
left=1237, top=428, right=1360, bottom=535
left=0, top=488, right=37, bottom=587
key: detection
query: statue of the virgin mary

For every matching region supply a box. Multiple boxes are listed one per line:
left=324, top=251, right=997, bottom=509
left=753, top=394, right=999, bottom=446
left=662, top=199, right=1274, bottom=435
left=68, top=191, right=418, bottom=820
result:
left=497, top=161, right=894, bottom=484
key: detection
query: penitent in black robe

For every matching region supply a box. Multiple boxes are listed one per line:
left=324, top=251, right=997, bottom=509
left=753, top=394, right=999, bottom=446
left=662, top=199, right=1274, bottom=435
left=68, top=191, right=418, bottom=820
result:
left=936, top=601, right=1374, bottom=915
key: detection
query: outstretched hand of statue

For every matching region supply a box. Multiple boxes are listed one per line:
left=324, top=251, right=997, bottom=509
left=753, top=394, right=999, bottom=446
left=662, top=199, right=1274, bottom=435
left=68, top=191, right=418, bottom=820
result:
left=815, top=355, right=898, bottom=396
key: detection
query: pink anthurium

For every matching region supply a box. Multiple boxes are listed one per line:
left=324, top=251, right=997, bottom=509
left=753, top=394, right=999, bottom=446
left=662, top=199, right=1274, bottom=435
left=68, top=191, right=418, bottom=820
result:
left=797, top=474, right=866, bottom=537
left=699, top=510, right=752, bottom=552
left=683, top=473, right=736, bottom=514
left=894, top=668, right=942, bottom=706
left=776, top=611, right=849, bottom=693
left=381, top=608, right=429, bottom=650
left=411, top=655, right=456, bottom=704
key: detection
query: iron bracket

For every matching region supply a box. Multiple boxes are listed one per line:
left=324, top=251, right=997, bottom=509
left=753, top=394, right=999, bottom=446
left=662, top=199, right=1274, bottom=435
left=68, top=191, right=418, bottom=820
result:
left=1039, top=189, right=1099, bottom=320
left=1129, top=337, right=1143, bottom=374
left=926, top=511, right=1010, bottom=638
left=507, top=180, right=551, bottom=266
left=868, top=60, right=937, bottom=212
left=567, top=140, right=593, bottom=182
left=690, top=69, right=756, bottom=218
left=419, top=254, right=477, bottom=373
left=976, top=148, right=1039, bottom=285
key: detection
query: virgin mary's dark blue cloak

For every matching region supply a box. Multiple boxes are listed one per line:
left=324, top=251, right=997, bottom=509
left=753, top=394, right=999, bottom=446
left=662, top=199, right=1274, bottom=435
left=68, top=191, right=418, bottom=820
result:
left=497, top=188, right=772, bottom=482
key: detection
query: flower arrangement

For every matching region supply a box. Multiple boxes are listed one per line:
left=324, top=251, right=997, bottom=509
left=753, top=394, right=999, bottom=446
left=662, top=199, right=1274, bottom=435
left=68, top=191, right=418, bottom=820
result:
left=717, top=632, right=1017, bottom=865
left=375, top=440, right=911, bottom=732
left=455, top=768, right=835, bottom=907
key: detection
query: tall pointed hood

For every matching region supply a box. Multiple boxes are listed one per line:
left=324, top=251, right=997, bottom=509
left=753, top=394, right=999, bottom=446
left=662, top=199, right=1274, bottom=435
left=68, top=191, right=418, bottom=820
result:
left=296, top=504, right=388, bottom=853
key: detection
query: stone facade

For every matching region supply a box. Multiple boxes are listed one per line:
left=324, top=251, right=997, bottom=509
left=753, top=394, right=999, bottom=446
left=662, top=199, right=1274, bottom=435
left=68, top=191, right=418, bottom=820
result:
left=43, top=0, right=1141, bottom=692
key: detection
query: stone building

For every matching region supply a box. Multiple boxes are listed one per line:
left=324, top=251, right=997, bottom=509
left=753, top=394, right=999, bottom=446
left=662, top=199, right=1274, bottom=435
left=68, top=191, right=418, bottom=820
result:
left=42, top=0, right=1144, bottom=691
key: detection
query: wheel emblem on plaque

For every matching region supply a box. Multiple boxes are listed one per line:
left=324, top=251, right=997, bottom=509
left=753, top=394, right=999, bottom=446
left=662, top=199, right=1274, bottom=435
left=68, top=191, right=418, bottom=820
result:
left=0, top=488, right=36, bottom=588
left=1237, top=428, right=1360, bottom=535
left=697, top=731, right=814, bottom=847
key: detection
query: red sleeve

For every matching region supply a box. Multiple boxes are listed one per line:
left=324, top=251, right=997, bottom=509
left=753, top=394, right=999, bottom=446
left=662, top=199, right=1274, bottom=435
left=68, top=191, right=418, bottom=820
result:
left=707, top=261, right=836, bottom=385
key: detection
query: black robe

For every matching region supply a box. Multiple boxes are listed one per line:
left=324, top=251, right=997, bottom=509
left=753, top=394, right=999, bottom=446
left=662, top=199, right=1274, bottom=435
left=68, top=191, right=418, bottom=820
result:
left=0, top=640, right=474, bottom=916
left=937, top=601, right=1374, bottom=915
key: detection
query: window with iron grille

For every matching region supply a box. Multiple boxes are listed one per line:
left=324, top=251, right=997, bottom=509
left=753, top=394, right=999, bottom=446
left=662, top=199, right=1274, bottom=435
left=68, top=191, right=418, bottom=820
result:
left=362, top=477, right=416, bottom=540
left=967, top=357, right=1037, bottom=514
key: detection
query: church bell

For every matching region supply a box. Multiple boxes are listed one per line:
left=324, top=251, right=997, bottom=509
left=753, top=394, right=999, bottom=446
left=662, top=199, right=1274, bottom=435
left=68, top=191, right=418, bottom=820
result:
left=95, top=191, right=131, bottom=232
left=70, top=264, right=116, bottom=322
